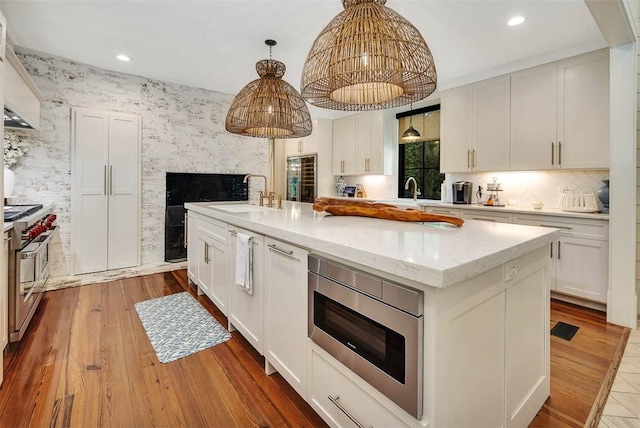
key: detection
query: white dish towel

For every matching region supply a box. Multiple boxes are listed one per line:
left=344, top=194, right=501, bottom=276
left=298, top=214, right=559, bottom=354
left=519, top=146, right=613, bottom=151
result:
left=234, top=232, right=253, bottom=295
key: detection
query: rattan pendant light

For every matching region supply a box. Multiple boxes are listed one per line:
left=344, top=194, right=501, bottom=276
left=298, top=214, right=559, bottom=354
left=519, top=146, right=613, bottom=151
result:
left=301, top=0, right=437, bottom=111
left=402, top=103, right=421, bottom=142
left=226, top=40, right=312, bottom=138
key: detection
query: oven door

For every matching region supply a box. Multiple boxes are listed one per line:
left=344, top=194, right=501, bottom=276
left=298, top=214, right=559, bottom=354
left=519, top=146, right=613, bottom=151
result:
left=308, top=271, right=423, bottom=418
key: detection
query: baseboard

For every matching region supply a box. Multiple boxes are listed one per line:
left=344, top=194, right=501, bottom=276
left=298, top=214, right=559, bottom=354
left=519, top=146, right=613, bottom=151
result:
left=45, top=261, right=188, bottom=291
left=551, top=291, right=607, bottom=312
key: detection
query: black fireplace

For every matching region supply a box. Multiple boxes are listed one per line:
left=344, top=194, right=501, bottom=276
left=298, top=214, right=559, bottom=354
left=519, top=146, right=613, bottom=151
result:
left=165, top=172, right=248, bottom=262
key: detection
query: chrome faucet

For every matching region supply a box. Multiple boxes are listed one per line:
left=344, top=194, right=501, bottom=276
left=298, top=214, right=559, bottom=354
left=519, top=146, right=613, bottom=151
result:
left=404, top=177, right=421, bottom=201
left=243, top=174, right=274, bottom=207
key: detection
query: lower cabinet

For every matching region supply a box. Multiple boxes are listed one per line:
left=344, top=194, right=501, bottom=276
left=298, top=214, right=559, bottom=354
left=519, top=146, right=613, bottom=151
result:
left=190, top=213, right=230, bottom=315
left=513, top=214, right=609, bottom=303
left=228, top=227, right=265, bottom=354
left=0, top=231, right=9, bottom=386
left=309, top=345, right=408, bottom=428
left=459, top=209, right=513, bottom=223
left=186, top=211, right=197, bottom=283
left=264, top=237, right=309, bottom=399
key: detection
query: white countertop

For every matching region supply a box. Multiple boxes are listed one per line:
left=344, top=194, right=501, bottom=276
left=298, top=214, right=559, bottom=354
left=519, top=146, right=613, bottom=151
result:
left=323, top=196, right=610, bottom=221
left=186, top=201, right=559, bottom=289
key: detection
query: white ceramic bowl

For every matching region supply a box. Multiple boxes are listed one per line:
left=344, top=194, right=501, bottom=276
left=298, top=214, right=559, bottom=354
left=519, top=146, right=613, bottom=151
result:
left=532, top=202, right=544, bottom=210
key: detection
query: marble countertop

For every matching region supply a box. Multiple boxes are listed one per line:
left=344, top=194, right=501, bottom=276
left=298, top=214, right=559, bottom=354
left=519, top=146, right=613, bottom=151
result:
left=322, top=196, right=609, bottom=221
left=186, top=201, right=559, bottom=289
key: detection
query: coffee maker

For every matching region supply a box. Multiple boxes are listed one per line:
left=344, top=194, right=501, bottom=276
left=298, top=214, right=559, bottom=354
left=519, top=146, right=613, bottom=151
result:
left=452, top=181, right=473, bottom=204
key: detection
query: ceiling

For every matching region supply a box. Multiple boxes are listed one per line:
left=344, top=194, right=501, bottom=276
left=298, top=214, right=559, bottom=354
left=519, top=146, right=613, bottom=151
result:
left=0, top=0, right=607, bottom=118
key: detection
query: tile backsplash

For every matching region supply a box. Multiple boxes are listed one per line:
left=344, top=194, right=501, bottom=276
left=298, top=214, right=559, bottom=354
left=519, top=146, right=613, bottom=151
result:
left=445, top=170, right=610, bottom=208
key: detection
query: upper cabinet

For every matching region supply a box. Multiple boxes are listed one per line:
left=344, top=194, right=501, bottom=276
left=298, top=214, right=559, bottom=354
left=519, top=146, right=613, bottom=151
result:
left=511, top=49, right=609, bottom=170
left=332, top=111, right=393, bottom=176
left=441, top=75, right=510, bottom=173
left=441, top=49, right=609, bottom=173
left=286, top=118, right=331, bottom=157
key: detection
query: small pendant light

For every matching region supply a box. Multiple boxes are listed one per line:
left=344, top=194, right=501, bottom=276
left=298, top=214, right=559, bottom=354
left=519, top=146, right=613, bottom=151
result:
left=226, top=40, right=312, bottom=139
left=401, top=104, right=421, bottom=142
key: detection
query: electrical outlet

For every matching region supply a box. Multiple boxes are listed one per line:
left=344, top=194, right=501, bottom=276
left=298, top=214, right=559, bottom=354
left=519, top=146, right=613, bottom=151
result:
left=505, top=264, right=518, bottom=282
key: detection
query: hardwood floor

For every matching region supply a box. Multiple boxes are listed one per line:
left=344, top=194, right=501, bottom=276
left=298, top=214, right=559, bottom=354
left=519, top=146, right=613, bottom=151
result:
left=0, top=270, right=326, bottom=427
left=0, top=270, right=628, bottom=427
left=531, top=300, right=629, bottom=427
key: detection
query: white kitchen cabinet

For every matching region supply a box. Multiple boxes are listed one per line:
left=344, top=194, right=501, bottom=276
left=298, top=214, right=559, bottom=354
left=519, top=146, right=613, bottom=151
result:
left=186, top=211, right=198, bottom=283
left=423, top=206, right=461, bottom=217
left=264, top=238, right=308, bottom=399
left=439, top=246, right=549, bottom=428
left=512, top=214, right=609, bottom=303
left=511, top=49, right=609, bottom=170
left=309, top=345, right=409, bottom=428
left=195, top=216, right=229, bottom=314
left=228, top=226, right=265, bottom=354
left=0, top=10, right=5, bottom=62
left=440, top=76, right=510, bottom=172
left=71, top=108, right=141, bottom=274
left=285, top=118, right=332, bottom=157
left=459, top=209, right=512, bottom=224
left=332, top=111, right=392, bottom=176
left=332, top=115, right=356, bottom=175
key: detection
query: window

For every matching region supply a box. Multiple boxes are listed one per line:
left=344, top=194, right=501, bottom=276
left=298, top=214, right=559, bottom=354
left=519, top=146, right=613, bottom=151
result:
left=397, top=104, right=444, bottom=200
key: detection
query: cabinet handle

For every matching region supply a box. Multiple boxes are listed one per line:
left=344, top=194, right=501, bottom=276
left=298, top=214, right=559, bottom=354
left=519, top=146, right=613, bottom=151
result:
left=472, top=217, right=496, bottom=222
left=328, top=395, right=371, bottom=428
left=473, top=149, right=477, bottom=168
left=204, top=242, right=209, bottom=264
left=550, top=242, right=553, bottom=259
left=341, top=160, right=345, bottom=173
left=184, top=213, right=188, bottom=248
left=551, top=142, right=554, bottom=166
left=558, top=141, right=562, bottom=165
left=467, top=150, right=471, bottom=168
left=539, top=224, right=572, bottom=230
left=557, top=241, right=561, bottom=260
left=104, top=165, right=108, bottom=195
left=229, top=229, right=237, bottom=236
left=267, top=243, right=294, bottom=257
left=298, top=140, right=302, bottom=153
left=109, top=165, right=113, bottom=195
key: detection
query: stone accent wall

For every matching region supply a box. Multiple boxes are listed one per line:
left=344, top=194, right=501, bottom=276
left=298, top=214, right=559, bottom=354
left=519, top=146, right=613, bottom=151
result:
left=5, top=50, right=268, bottom=280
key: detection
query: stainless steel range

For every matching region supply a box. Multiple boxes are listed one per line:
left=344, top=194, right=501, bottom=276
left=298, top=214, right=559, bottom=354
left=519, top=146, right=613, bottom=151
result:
left=5, top=204, right=58, bottom=342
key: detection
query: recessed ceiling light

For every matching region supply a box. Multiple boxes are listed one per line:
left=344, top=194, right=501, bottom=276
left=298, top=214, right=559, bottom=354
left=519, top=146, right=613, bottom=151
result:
left=508, top=16, right=526, bottom=26
left=116, top=54, right=131, bottom=62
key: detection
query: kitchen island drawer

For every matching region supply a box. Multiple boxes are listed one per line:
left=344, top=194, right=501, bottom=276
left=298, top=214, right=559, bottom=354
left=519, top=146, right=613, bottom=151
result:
left=309, top=346, right=409, bottom=428
left=513, top=214, right=608, bottom=240
left=197, top=215, right=228, bottom=242
left=424, top=207, right=461, bottom=217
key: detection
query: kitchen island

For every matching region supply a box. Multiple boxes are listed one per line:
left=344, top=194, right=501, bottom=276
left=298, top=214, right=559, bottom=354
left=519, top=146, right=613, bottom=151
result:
left=185, top=200, right=558, bottom=428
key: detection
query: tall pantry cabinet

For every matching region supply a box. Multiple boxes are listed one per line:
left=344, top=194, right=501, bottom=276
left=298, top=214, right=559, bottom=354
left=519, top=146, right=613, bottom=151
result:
left=71, top=108, right=141, bottom=274
left=0, top=8, right=6, bottom=388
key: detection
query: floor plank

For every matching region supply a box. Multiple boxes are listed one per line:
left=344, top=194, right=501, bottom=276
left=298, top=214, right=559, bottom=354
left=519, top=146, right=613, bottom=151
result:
left=0, top=270, right=627, bottom=427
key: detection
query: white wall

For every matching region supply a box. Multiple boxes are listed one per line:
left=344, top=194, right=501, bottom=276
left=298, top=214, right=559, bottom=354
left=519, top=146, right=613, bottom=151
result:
left=6, top=50, right=268, bottom=280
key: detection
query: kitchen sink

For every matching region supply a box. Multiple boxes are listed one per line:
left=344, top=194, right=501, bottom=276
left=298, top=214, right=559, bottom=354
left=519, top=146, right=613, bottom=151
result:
left=211, top=204, right=272, bottom=213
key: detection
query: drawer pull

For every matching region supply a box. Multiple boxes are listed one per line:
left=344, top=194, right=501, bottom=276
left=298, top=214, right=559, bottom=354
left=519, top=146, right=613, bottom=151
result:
left=473, top=217, right=496, bottom=222
left=550, top=242, right=553, bottom=259
left=229, top=229, right=237, bottom=236
left=558, top=241, right=561, bottom=260
left=328, top=395, right=371, bottom=428
left=551, top=142, right=554, bottom=166
left=267, top=243, right=294, bottom=257
left=540, top=224, right=572, bottom=230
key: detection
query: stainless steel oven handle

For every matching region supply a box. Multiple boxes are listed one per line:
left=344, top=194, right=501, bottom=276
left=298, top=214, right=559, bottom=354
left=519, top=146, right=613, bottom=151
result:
left=20, top=226, right=59, bottom=259
left=328, top=395, right=372, bottom=428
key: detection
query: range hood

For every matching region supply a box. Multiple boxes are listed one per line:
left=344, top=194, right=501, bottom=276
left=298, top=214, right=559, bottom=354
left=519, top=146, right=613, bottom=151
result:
left=4, top=44, right=42, bottom=130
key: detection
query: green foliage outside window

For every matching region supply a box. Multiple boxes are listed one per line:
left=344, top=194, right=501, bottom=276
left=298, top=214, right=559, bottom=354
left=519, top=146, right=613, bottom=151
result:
left=399, top=140, right=444, bottom=199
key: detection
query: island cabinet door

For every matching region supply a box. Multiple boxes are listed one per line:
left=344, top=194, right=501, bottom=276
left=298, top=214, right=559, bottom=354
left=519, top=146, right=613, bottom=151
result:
left=264, top=237, right=308, bottom=399
left=186, top=211, right=198, bottom=283
left=196, top=234, right=212, bottom=297
left=227, top=227, right=265, bottom=354
left=504, top=250, right=550, bottom=427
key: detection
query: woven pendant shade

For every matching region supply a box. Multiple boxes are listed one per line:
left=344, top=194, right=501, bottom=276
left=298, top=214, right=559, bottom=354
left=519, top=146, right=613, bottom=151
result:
left=301, top=0, right=437, bottom=111
left=226, top=41, right=312, bottom=139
